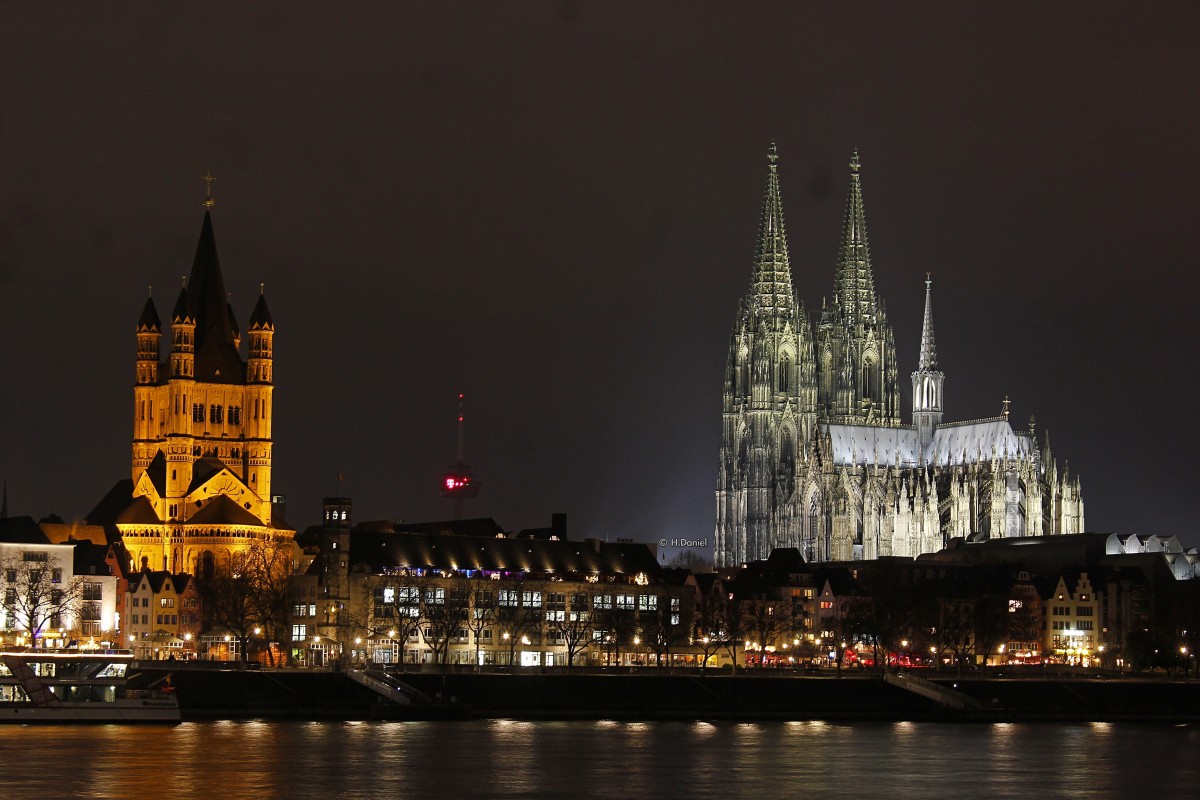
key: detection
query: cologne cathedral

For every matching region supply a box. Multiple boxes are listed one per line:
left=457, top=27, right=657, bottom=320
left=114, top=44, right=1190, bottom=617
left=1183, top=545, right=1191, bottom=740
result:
left=714, top=147, right=1084, bottom=567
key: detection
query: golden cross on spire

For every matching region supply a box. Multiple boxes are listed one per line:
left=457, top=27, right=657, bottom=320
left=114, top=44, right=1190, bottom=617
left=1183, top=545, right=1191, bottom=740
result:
left=202, top=171, right=216, bottom=210
left=1002, top=395, right=1011, bottom=420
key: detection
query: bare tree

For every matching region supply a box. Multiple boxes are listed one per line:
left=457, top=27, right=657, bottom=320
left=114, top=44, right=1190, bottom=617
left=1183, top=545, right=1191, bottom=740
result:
left=465, top=585, right=498, bottom=669
left=548, top=591, right=600, bottom=670
left=420, top=582, right=470, bottom=669
left=2, top=552, right=84, bottom=646
left=246, top=537, right=296, bottom=666
left=352, top=576, right=423, bottom=665
left=495, top=583, right=543, bottom=667
left=199, top=538, right=295, bottom=663
left=694, top=582, right=731, bottom=672
left=742, top=598, right=792, bottom=667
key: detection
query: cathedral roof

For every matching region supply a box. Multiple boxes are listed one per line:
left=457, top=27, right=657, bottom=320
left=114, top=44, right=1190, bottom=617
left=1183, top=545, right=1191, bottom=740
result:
left=824, top=418, right=1034, bottom=469
left=929, top=420, right=1033, bottom=465
left=185, top=212, right=246, bottom=384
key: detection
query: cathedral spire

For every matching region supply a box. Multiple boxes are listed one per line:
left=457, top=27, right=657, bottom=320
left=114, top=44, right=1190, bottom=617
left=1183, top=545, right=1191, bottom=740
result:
left=834, top=149, right=879, bottom=324
left=749, top=142, right=796, bottom=319
left=919, top=273, right=937, bottom=371
left=912, top=275, right=944, bottom=449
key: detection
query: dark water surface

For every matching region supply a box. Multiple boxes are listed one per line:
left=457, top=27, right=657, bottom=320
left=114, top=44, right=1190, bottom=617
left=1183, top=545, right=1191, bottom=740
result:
left=0, top=720, right=1195, bottom=799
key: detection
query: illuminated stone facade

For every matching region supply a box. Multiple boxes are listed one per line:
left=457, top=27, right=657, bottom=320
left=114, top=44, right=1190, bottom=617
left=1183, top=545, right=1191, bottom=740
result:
left=91, top=208, right=293, bottom=575
left=715, top=148, right=1084, bottom=567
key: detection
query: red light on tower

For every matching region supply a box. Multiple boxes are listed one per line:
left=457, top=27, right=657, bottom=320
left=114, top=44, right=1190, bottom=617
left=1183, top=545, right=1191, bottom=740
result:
left=441, top=393, right=480, bottom=518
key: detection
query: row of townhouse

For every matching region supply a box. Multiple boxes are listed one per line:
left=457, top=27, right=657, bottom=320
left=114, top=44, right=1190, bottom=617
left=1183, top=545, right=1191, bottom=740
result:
left=0, top=515, right=204, bottom=658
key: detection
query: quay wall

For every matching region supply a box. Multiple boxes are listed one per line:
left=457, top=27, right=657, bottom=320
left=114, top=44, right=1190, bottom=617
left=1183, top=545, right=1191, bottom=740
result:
left=131, top=666, right=1200, bottom=722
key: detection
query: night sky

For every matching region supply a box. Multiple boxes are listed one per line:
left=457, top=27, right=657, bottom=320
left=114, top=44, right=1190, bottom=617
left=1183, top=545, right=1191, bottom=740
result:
left=1, top=3, right=1196, bottom=552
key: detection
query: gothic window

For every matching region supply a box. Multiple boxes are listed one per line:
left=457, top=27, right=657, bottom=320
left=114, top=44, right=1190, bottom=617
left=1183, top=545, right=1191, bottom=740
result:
left=780, top=429, right=794, bottom=467
left=862, top=355, right=878, bottom=400
left=779, top=354, right=791, bottom=393
left=821, top=349, right=833, bottom=399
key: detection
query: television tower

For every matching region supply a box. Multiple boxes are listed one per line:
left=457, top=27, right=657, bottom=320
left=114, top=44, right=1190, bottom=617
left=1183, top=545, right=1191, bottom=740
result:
left=440, top=393, right=480, bottom=519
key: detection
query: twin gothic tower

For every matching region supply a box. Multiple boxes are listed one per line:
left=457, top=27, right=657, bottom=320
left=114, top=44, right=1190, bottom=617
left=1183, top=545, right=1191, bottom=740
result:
left=715, top=147, right=1084, bottom=567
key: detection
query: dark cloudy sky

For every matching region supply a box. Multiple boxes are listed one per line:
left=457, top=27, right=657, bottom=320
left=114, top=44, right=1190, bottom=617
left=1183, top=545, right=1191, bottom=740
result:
left=1, top=2, right=1196, bottom=551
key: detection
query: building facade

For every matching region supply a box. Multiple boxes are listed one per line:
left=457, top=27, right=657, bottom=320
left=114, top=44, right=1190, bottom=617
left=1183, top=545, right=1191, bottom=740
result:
left=87, top=205, right=293, bottom=576
left=716, top=148, right=1084, bottom=567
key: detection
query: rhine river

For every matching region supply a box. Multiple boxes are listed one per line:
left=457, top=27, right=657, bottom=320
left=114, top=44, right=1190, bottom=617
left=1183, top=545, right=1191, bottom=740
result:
left=1, top=720, right=1196, bottom=798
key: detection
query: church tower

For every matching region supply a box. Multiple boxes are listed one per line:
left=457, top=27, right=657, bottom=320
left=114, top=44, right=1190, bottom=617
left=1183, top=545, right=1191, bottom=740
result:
left=715, top=145, right=816, bottom=567
left=911, top=275, right=944, bottom=448
left=816, top=152, right=900, bottom=426
left=107, top=178, right=291, bottom=576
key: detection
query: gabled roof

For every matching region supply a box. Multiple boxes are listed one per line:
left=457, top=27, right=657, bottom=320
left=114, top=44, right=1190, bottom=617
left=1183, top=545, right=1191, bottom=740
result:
left=186, top=458, right=228, bottom=494
left=188, top=494, right=265, bottom=527
left=116, top=496, right=162, bottom=525
left=85, top=480, right=135, bottom=526
left=824, top=417, right=1035, bottom=470
left=144, top=452, right=168, bottom=497
left=0, top=516, right=50, bottom=545
left=132, top=570, right=177, bottom=594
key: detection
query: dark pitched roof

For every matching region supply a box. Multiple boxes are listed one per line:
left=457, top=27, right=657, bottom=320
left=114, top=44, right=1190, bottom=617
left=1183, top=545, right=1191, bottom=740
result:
left=144, top=452, right=168, bottom=496
left=137, top=296, right=161, bottom=332
left=84, top=480, right=135, bottom=525
left=393, top=518, right=505, bottom=538
left=0, top=516, right=50, bottom=545
left=133, top=570, right=175, bottom=594
left=248, top=292, right=273, bottom=329
left=116, top=496, right=162, bottom=525
left=72, top=541, right=117, bottom=576
left=345, top=529, right=662, bottom=579
left=171, top=286, right=191, bottom=322
left=186, top=458, right=227, bottom=494
left=186, top=212, right=246, bottom=384
left=188, top=494, right=265, bottom=527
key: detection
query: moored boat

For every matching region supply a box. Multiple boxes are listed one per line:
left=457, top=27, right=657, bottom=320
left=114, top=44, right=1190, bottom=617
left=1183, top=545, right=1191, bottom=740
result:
left=0, top=649, right=180, bottom=723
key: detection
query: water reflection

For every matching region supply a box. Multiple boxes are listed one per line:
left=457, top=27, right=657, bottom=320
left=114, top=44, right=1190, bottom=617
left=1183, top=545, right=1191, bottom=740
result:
left=1, top=720, right=1197, bottom=799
